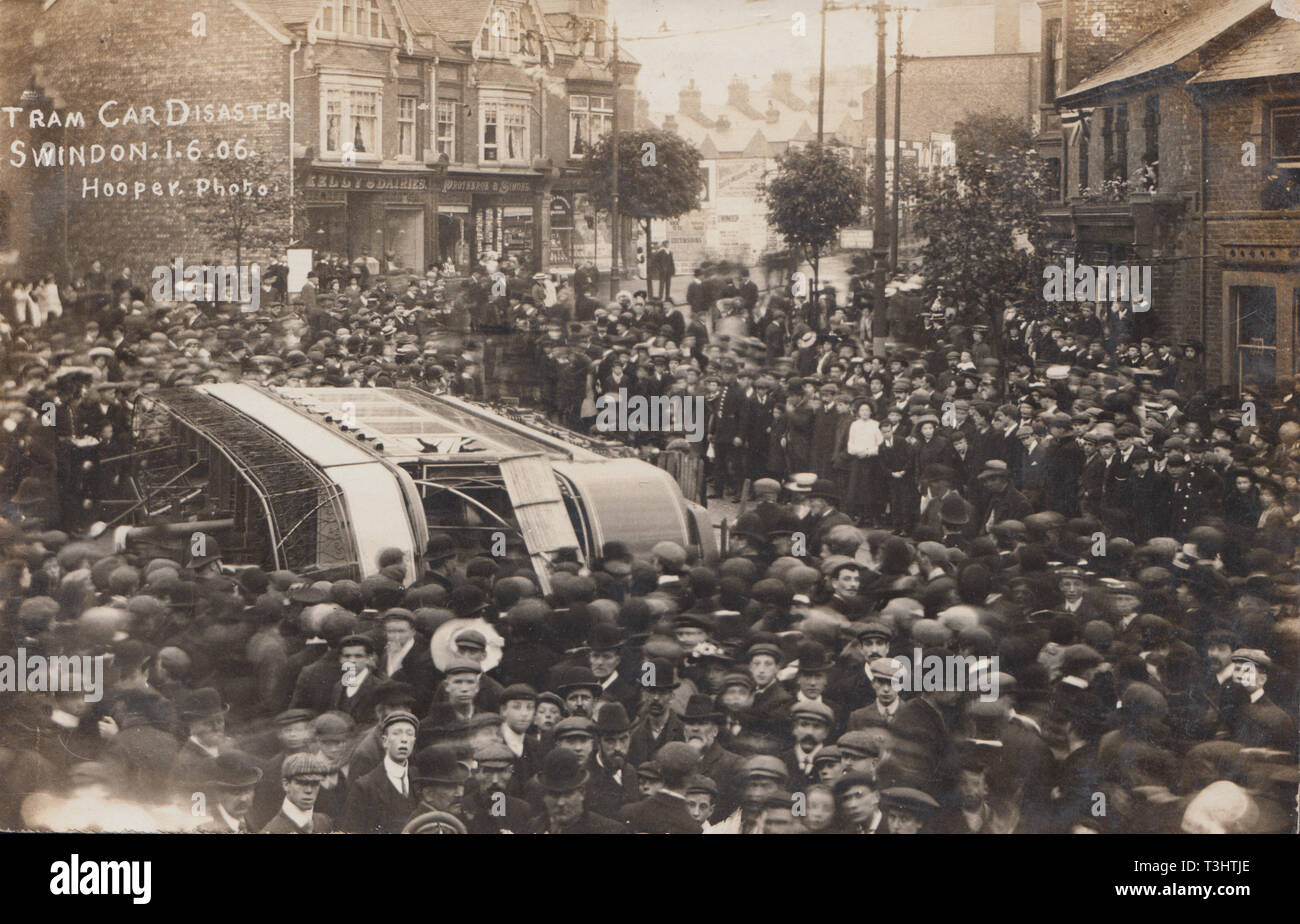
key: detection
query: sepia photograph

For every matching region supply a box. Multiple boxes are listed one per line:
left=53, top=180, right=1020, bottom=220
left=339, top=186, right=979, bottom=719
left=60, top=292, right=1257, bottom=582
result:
left=0, top=0, right=1296, bottom=893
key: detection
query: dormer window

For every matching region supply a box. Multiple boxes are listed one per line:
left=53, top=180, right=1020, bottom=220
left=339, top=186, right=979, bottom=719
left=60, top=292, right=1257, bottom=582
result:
left=317, top=1, right=391, bottom=41
left=480, top=4, right=522, bottom=56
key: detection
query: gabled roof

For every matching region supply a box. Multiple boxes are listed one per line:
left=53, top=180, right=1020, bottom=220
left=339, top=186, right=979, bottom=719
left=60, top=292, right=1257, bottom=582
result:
left=1058, top=0, right=1272, bottom=103
left=263, top=0, right=326, bottom=24
left=1188, top=13, right=1300, bottom=84
left=740, top=130, right=769, bottom=159
left=403, top=0, right=490, bottom=43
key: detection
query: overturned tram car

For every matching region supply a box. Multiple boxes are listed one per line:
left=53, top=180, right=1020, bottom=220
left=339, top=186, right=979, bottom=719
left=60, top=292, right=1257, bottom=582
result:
left=130, top=384, right=715, bottom=587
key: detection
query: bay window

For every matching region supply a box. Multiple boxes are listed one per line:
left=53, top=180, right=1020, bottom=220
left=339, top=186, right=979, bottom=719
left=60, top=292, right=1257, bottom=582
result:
left=321, top=81, right=382, bottom=160
left=569, top=94, right=613, bottom=158
left=481, top=96, right=529, bottom=164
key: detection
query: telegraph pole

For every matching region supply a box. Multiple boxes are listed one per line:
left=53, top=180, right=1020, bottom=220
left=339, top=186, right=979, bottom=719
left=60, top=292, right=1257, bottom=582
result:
left=609, top=20, right=621, bottom=300
left=871, top=1, right=888, bottom=355
left=890, top=7, right=903, bottom=272
left=817, top=0, right=828, bottom=143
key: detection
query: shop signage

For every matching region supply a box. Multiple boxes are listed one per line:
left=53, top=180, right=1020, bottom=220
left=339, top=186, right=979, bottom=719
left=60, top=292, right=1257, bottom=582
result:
left=444, top=177, right=534, bottom=194
left=307, top=172, right=429, bottom=191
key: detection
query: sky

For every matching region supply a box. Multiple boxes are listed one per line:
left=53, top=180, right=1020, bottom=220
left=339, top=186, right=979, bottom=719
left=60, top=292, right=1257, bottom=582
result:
left=612, top=0, right=904, bottom=114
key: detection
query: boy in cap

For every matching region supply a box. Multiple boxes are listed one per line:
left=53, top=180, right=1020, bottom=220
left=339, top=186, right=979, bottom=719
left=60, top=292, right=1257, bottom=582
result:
left=1222, top=650, right=1297, bottom=754
left=262, top=752, right=333, bottom=833
left=880, top=787, right=940, bottom=833
left=340, top=711, right=419, bottom=833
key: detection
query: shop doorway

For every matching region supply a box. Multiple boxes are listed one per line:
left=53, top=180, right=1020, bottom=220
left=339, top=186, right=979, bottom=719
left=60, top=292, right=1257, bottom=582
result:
left=384, top=208, right=424, bottom=275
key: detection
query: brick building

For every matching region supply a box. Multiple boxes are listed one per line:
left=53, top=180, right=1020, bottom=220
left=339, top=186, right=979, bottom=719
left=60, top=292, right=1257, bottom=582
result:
left=861, top=0, right=1042, bottom=167
left=0, top=0, right=639, bottom=282
left=1036, top=0, right=1300, bottom=386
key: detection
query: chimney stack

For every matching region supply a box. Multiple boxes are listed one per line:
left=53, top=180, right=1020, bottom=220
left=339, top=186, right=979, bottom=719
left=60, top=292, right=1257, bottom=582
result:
left=679, top=80, right=703, bottom=118
left=727, top=75, right=751, bottom=110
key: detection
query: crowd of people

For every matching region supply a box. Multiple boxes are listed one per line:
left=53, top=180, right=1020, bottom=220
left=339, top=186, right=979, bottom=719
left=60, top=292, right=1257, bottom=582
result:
left=0, top=248, right=1297, bottom=834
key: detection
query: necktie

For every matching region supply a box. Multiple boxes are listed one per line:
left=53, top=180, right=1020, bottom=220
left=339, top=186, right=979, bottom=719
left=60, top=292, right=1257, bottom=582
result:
left=400, top=771, right=408, bottom=796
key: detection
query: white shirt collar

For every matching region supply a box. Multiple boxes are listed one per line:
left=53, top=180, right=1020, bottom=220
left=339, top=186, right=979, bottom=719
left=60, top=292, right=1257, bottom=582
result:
left=1250, top=687, right=1265, bottom=704
left=383, top=754, right=408, bottom=794
left=188, top=736, right=220, bottom=759
left=600, top=669, right=619, bottom=690
left=345, top=667, right=370, bottom=697
left=501, top=723, right=526, bottom=757
left=386, top=638, right=414, bottom=674
left=280, top=797, right=314, bottom=830
left=215, top=803, right=242, bottom=832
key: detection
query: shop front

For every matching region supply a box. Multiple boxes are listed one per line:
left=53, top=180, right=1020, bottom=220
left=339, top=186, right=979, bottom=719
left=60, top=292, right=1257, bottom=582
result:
left=301, top=166, right=437, bottom=274
left=1220, top=243, right=1300, bottom=389
left=438, top=173, right=547, bottom=273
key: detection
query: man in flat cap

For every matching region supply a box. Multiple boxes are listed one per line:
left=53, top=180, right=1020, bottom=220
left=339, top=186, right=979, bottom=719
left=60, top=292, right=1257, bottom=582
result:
left=746, top=643, right=795, bottom=722
left=1221, top=650, right=1297, bottom=754
left=311, top=711, right=355, bottom=820
left=620, top=741, right=702, bottom=833
left=262, top=752, right=333, bottom=833
left=461, top=742, right=533, bottom=834
left=833, top=771, right=885, bottom=834
left=880, top=787, right=940, bottom=833
left=783, top=700, right=835, bottom=789
left=341, top=711, right=418, bottom=834
left=342, top=680, right=419, bottom=780
left=248, top=707, right=319, bottom=829
left=706, top=755, right=790, bottom=834
left=849, top=657, right=905, bottom=729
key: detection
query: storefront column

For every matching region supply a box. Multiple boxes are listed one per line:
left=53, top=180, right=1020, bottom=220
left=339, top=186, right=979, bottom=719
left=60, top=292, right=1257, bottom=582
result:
left=535, top=173, right=553, bottom=274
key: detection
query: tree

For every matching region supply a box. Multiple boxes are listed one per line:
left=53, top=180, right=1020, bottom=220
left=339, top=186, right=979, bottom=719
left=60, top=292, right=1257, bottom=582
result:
left=581, top=129, right=704, bottom=260
left=190, top=153, right=290, bottom=272
left=903, top=112, right=1050, bottom=372
left=762, top=143, right=866, bottom=297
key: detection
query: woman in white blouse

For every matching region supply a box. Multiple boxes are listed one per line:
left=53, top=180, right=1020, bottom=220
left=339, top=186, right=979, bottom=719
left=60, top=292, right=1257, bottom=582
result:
left=845, top=397, right=885, bottom=523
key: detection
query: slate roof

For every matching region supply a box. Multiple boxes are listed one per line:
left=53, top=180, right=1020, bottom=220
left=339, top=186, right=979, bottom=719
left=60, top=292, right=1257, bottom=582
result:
left=1058, top=0, right=1271, bottom=102
left=1187, top=12, right=1300, bottom=83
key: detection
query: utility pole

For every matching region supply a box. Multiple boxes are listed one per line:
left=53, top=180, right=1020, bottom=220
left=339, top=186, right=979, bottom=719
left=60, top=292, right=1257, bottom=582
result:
left=817, top=0, right=828, bottom=144
left=871, top=0, right=888, bottom=356
left=608, top=20, right=621, bottom=301
left=890, top=7, right=902, bottom=272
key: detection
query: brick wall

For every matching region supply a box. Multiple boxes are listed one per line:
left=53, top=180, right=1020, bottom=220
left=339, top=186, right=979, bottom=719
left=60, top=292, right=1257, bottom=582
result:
left=862, top=53, right=1040, bottom=143
left=1062, top=0, right=1209, bottom=91
left=2, top=0, right=292, bottom=281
